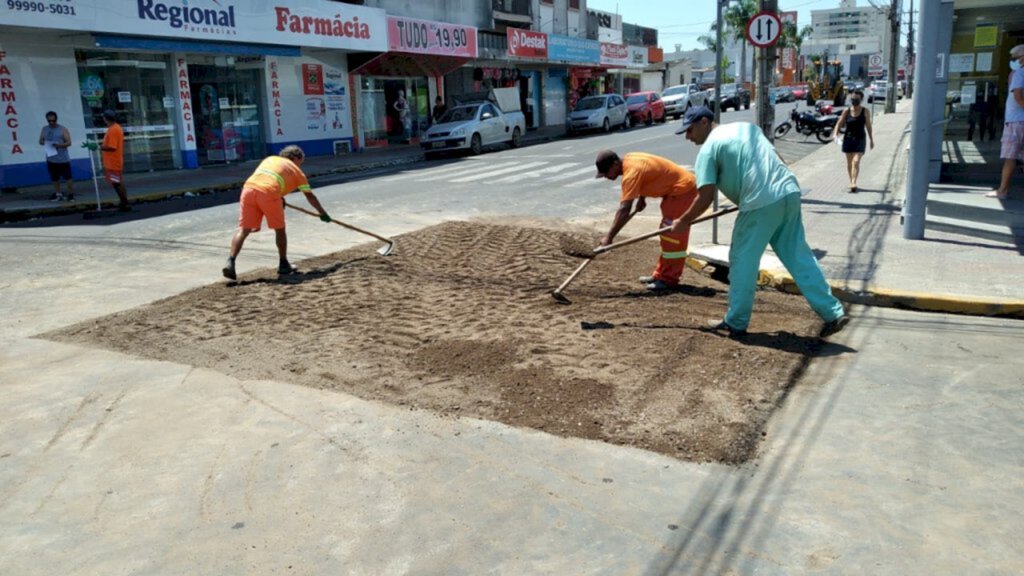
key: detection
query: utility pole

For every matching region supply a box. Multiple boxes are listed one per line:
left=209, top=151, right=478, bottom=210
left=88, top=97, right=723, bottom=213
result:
left=885, top=0, right=901, bottom=113
left=713, top=0, right=726, bottom=244
left=905, top=3, right=915, bottom=98
left=757, top=0, right=778, bottom=141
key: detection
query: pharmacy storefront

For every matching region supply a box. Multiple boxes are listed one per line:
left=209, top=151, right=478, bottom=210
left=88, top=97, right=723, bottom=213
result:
left=1, top=0, right=386, bottom=189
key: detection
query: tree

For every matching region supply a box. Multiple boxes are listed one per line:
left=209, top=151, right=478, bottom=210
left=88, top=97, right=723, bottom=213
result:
left=723, top=0, right=758, bottom=86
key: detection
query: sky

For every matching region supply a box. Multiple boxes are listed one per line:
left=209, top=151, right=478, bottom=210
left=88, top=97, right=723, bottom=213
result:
left=584, top=0, right=845, bottom=51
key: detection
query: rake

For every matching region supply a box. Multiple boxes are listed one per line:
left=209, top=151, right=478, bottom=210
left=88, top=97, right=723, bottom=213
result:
left=285, top=201, right=394, bottom=256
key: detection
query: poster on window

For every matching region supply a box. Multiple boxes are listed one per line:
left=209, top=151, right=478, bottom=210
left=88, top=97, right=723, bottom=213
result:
left=303, top=64, right=324, bottom=95
left=324, top=66, right=347, bottom=130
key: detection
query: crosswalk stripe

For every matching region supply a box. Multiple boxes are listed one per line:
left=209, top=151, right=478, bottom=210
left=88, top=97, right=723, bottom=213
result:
left=379, top=160, right=518, bottom=182
left=547, top=165, right=599, bottom=181
left=491, top=162, right=580, bottom=184
left=449, top=161, right=548, bottom=183
left=417, top=161, right=524, bottom=182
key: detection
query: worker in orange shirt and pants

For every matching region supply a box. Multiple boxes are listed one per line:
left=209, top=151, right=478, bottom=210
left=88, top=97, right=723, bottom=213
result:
left=594, top=150, right=698, bottom=290
left=222, top=145, right=331, bottom=280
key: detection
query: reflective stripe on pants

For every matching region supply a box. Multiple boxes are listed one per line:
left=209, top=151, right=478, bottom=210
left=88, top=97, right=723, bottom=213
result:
left=650, top=194, right=695, bottom=286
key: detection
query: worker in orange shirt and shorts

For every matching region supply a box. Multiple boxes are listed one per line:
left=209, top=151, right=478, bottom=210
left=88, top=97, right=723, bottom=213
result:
left=594, top=150, right=699, bottom=291
left=83, top=110, right=131, bottom=211
left=222, top=145, right=331, bottom=280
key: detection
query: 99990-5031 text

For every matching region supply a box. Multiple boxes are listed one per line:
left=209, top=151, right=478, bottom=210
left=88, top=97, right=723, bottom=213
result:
left=6, top=0, right=76, bottom=15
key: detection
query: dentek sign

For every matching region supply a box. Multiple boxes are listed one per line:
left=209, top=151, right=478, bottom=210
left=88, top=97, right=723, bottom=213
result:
left=506, top=28, right=548, bottom=59
left=388, top=16, right=477, bottom=58
left=1, top=0, right=387, bottom=51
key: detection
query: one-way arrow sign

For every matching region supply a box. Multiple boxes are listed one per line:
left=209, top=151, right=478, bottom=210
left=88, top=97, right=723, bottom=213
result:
left=747, top=11, right=782, bottom=48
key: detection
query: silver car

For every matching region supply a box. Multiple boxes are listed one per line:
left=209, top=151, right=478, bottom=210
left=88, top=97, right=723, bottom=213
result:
left=662, top=84, right=708, bottom=119
left=566, top=94, right=631, bottom=134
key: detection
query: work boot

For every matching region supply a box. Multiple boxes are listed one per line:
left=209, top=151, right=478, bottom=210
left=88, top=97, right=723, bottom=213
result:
left=819, top=315, right=850, bottom=338
left=645, top=279, right=674, bottom=291
left=706, top=319, right=747, bottom=339
left=65, top=194, right=75, bottom=202
left=222, top=258, right=237, bottom=281
left=118, top=203, right=132, bottom=212
left=49, top=193, right=64, bottom=202
left=638, top=275, right=656, bottom=284
left=277, top=262, right=299, bottom=275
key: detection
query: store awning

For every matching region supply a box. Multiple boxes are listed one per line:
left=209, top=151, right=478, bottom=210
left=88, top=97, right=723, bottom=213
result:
left=93, top=35, right=301, bottom=57
left=350, top=52, right=470, bottom=77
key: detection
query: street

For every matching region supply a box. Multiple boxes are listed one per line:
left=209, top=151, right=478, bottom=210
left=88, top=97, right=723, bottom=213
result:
left=1, top=102, right=1021, bottom=575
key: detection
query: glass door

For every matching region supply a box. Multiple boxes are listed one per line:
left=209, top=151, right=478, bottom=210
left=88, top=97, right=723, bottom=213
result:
left=189, top=60, right=265, bottom=165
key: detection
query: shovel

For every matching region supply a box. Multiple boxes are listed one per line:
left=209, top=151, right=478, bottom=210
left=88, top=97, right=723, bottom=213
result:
left=551, top=204, right=738, bottom=304
left=285, top=201, right=394, bottom=256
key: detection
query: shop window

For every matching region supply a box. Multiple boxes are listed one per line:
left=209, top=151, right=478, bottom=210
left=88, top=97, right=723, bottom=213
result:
left=569, top=0, right=580, bottom=9
left=76, top=50, right=179, bottom=172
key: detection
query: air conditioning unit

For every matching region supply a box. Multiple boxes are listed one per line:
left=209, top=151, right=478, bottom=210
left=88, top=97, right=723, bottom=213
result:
left=333, top=141, right=351, bottom=155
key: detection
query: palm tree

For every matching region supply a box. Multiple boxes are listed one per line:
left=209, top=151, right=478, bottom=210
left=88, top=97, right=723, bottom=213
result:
left=723, top=0, right=758, bottom=86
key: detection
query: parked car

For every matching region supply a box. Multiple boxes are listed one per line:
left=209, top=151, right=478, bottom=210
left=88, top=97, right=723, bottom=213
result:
left=790, top=84, right=809, bottom=100
left=566, top=94, right=631, bottom=134
left=710, top=83, right=751, bottom=112
left=867, top=80, right=904, bottom=103
left=420, top=89, right=526, bottom=157
left=772, top=86, right=796, bottom=103
left=661, top=84, right=708, bottom=119
left=625, top=91, right=666, bottom=125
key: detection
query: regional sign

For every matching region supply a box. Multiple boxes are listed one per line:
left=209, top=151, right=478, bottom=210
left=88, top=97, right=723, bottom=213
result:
left=746, top=12, right=782, bottom=48
left=0, top=0, right=388, bottom=51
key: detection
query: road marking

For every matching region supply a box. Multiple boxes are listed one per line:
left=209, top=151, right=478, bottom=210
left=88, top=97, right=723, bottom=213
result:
left=449, top=161, right=548, bottom=183
left=416, top=161, right=524, bottom=182
left=379, top=160, right=519, bottom=182
left=491, top=162, right=580, bottom=184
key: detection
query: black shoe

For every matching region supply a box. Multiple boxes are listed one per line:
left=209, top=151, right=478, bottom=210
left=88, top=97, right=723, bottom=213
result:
left=222, top=259, right=237, bottom=281
left=638, top=275, right=656, bottom=284
left=645, top=279, right=674, bottom=291
left=49, top=194, right=64, bottom=202
left=277, top=263, right=299, bottom=275
left=118, top=203, right=132, bottom=212
left=64, top=194, right=75, bottom=202
left=706, top=319, right=747, bottom=339
left=819, top=315, right=850, bottom=338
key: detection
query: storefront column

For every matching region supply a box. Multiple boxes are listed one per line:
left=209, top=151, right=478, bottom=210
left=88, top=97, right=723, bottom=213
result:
left=172, top=54, right=199, bottom=169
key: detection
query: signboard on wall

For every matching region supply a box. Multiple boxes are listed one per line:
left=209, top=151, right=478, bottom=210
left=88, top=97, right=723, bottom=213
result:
left=548, top=34, right=600, bottom=65
left=387, top=16, right=477, bottom=58
left=303, top=63, right=324, bottom=95
left=506, top=28, right=548, bottom=59
left=0, top=0, right=388, bottom=51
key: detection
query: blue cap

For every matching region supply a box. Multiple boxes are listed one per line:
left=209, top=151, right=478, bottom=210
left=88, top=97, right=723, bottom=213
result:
left=675, top=105, right=714, bottom=135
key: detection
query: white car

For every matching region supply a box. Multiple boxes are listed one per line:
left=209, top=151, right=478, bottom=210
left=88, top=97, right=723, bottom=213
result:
left=867, top=80, right=904, bottom=103
left=566, top=94, right=631, bottom=134
left=420, top=102, right=525, bottom=157
left=662, top=84, right=708, bottom=119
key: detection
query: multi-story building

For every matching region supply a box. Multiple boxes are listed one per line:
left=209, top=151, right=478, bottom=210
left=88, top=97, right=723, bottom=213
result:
left=805, top=0, right=893, bottom=79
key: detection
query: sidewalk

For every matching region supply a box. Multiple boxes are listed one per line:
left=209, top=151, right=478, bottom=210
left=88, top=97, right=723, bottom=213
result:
left=0, top=126, right=566, bottom=220
left=689, top=99, right=1024, bottom=318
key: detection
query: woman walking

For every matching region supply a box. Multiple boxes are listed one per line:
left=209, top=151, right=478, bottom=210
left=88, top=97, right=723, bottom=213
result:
left=832, top=89, right=874, bottom=193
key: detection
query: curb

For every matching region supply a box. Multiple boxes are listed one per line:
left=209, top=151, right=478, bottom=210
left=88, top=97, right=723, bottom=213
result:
left=686, top=258, right=1024, bottom=319
left=0, top=155, right=423, bottom=222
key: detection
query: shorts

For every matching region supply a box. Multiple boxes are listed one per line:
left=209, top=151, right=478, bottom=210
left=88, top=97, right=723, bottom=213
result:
left=104, top=170, right=123, bottom=185
left=239, top=187, right=286, bottom=230
left=47, top=161, right=72, bottom=182
left=841, top=135, right=866, bottom=154
left=1000, top=121, right=1024, bottom=161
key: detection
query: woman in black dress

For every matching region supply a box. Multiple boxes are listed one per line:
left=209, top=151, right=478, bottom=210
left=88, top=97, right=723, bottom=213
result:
left=832, top=89, right=875, bottom=192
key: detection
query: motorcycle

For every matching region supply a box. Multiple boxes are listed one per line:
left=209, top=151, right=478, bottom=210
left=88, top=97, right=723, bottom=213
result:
left=774, top=104, right=840, bottom=143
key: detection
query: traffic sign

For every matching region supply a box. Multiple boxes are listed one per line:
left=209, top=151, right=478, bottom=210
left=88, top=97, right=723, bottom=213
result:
left=869, top=53, right=883, bottom=68
left=747, top=12, right=782, bottom=48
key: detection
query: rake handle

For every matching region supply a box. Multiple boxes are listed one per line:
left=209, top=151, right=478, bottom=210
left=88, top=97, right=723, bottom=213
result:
left=592, top=204, right=738, bottom=255
left=284, top=201, right=394, bottom=246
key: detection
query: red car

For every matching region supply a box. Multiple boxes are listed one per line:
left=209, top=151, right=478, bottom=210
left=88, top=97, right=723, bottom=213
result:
left=790, top=84, right=809, bottom=100
left=625, top=91, right=666, bottom=126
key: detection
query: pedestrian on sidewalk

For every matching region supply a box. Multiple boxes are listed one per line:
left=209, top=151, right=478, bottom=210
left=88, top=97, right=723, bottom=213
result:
left=989, top=44, right=1024, bottom=199
left=38, top=111, right=74, bottom=202
left=673, top=106, right=849, bottom=339
left=831, top=89, right=874, bottom=193
left=222, top=145, right=331, bottom=280
left=594, top=150, right=699, bottom=291
left=82, top=110, right=130, bottom=211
